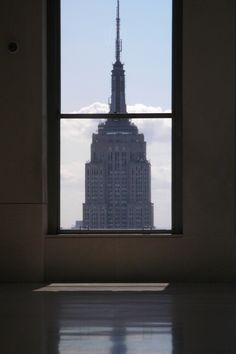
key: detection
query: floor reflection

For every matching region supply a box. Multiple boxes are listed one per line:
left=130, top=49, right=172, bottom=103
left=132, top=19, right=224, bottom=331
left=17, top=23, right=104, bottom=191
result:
left=58, top=322, right=174, bottom=354
left=2, top=284, right=236, bottom=354
left=46, top=293, right=178, bottom=354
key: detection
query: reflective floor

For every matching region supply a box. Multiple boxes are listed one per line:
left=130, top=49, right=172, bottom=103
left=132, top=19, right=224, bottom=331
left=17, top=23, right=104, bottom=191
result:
left=1, top=283, right=236, bottom=354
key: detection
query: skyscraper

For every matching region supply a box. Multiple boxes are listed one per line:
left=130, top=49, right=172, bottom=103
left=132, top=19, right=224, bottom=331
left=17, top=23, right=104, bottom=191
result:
left=83, top=0, right=153, bottom=229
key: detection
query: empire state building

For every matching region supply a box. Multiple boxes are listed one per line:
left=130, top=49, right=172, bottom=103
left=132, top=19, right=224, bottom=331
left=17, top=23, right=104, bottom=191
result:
left=83, top=0, right=154, bottom=229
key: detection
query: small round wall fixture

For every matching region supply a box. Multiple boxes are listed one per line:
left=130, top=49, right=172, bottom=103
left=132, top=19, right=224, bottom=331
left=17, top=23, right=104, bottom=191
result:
left=8, top=42, right=19, bottom=54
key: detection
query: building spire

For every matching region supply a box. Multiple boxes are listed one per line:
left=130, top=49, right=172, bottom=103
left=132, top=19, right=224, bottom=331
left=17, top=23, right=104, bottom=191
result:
left=116, top=0, right=122, bottom=62
left=110, top=0, right=127, bottom=114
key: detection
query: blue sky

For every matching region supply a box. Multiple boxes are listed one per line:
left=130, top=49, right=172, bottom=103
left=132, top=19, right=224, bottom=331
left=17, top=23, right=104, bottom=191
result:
left=61, top=0, right=172, bottom=112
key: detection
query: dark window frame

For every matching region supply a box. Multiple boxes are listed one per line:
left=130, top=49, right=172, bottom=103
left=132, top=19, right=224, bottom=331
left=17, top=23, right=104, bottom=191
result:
left=47, top=0, right=182, bottom=235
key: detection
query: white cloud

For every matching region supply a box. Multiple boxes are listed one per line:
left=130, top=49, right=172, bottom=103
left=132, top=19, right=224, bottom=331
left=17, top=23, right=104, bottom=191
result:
left=75, top=102, right=109, bottom=114
left=62, top=102, right=172, bottom=144
left=61, top=118, right=102, bottom=141
left=133, top=119, right=171, bottom=144
left=128, top=104, right=171, bottom=114
left=70, top=101, right=171, bottom=114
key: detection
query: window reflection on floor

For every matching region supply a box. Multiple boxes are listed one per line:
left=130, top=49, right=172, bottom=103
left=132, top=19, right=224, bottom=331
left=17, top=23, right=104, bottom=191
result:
left=47, top=291, right=177, bottom=354
left=59, top=323, right=173, bottom=354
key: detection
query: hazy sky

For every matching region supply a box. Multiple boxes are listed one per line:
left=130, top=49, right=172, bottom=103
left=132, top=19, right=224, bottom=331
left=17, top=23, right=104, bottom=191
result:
left=60, top=0, right=172, bottom=229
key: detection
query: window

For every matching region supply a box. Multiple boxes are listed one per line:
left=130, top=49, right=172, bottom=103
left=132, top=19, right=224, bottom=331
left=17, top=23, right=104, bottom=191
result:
left=47, top=0, right=182, bottom=234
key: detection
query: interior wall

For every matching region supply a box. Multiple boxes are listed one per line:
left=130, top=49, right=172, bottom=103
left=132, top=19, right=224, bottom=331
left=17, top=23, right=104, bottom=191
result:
left=0, top=0, right=46, bottom=281
left=0, top=0, right=235, bottom=281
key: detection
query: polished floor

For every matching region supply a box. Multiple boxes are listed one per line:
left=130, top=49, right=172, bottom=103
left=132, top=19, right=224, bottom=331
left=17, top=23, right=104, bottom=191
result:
left=1, top=283, right=236, bottom=354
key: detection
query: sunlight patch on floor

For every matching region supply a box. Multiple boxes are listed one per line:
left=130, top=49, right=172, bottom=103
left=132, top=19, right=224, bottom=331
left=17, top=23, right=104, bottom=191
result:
left=34, top=283, right=170, bottom=292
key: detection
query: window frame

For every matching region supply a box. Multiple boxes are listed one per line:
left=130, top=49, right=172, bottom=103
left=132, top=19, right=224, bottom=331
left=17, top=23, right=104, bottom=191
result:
left=47, top=0, right=182, bottom=235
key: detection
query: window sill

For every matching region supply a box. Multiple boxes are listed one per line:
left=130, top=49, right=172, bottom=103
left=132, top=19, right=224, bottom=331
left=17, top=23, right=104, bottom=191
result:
left=46, top=233, right=183, bottom=239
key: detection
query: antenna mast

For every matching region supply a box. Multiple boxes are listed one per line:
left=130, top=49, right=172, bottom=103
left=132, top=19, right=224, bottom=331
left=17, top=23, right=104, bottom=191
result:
left=109, top=0, right=127, bottom=114
left=116, top=0, right=122, bottom=62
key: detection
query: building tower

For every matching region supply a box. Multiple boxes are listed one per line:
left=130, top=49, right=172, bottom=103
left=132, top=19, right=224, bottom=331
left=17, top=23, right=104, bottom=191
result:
left=83, top=0, right=154, bottom=229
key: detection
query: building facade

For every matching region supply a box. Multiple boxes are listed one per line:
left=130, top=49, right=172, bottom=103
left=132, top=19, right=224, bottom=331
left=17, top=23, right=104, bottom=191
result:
left=83, top=0, right=153, bottom=229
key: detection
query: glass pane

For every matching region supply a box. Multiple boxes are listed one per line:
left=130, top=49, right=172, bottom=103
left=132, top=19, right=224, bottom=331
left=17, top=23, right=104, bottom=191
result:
left=61, top=118, right=172, bottom=231
left=61, top=0, right=172, bottom=113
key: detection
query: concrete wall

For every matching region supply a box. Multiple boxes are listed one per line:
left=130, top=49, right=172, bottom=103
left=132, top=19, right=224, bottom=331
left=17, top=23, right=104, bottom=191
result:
left=0, top=0, right=235, bottom=281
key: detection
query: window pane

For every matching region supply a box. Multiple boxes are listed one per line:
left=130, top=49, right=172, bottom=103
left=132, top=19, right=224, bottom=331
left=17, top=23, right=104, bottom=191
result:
left=61, top=0, right=172, bottom=113
left=60, top=118, right=172, bottom=230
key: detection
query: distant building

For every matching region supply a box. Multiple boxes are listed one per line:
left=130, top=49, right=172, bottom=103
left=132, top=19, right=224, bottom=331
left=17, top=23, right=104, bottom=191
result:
left=83, top=0, right=153, bottom=229
left=72, top=220, right=83, bottom=230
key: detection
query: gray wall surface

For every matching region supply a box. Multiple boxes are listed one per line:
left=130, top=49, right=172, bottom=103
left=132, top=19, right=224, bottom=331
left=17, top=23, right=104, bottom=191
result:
left=0, top=0, right=47, bottom=281
left=0, top=0, right=235, bottom=281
